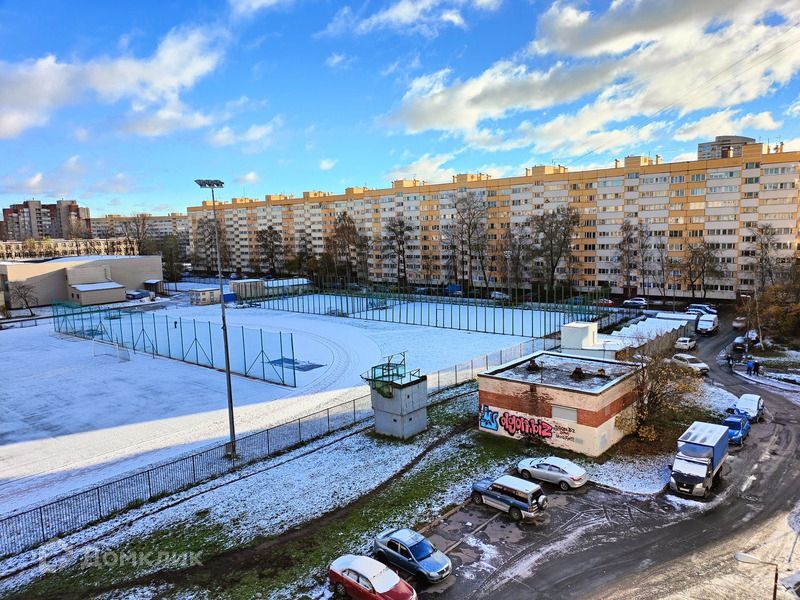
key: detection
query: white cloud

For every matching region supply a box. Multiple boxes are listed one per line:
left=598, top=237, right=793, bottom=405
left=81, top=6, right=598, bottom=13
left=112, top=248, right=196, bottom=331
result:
left=229, top=0, right=293, bottom=17
left=319, top=158, right=337, bottom=171
left=89, top=173, right=132, bottom=194
left=783, top=137, right=800, bottom=151
left=672, top=151, right=698, bottom=162
left=236, top=171, right=260, bottom=184
left=205, top=117, right=282, bottom=151
left=123, top=98, right=213, bottom=137
left=385, top=151, right=458, bottom=183
left=319, top=1, right=487, bottom=37
left=674, top=109, right=782, bottom=141
left=476, top=163, right=515, bottom=178
left=0, top=155, right=125, bottom=197
left=390, top=2, right=800, bottom=157
left=0, top=26, right=224, bottom=139
left=325, top=53, right=351, bottom=69
left=73, top=127, right=89, bottom=142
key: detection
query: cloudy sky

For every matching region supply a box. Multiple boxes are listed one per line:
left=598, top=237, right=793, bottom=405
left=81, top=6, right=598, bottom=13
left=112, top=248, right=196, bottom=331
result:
left=1, top=0, right=800, bottom=215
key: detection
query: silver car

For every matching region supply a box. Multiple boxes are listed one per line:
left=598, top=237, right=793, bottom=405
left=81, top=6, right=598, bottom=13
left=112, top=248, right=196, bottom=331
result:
left=373, top=527, right=452, bottom=583
left=517, top=456, right=588, bottom=490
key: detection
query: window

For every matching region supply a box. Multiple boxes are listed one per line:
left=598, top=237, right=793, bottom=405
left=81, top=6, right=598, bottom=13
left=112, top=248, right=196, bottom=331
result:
left=745, top=162, right=760, bottom=169
left=671, top=175, right=685, bottom=183
left=552, top=405, right=577, bottom=422
left=690, top=173, right=706, bottom=182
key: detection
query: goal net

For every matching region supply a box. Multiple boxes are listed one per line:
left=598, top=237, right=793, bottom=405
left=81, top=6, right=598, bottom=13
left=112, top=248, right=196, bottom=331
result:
left=92, top=339, right=131, bottom=362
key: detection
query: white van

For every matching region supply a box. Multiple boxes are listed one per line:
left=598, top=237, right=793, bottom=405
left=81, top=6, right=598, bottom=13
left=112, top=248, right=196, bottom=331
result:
left=697, top=314, right=719, bottom=335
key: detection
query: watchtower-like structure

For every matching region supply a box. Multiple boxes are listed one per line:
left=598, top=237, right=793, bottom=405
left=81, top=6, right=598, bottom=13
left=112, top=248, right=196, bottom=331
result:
left=362, top=352, right=428, bottom=439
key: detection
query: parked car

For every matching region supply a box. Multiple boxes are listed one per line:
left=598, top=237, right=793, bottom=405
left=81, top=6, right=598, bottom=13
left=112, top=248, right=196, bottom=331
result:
left=413, top=287, right=428, bottom=295
left=727, top=393, right=765, bottom=423
left=671, top=353, right=710, bottom=375
left=471, top=474, right=548, bottom=521
left=732, top=336, right=748, bottom=352
left=687, top=303, right=717, bottom=315
left=328, top=554, right=417, bottom=600
left=623, top=297, right=647, bottom=309
left=125, top=289, right=149, bottom=300
left=685, top=309, right=705, bottom=316
left=592, top=298, right=615, bottom=307
left=373, top=528, right=451, bottom=584
left=722, top=415, right=751, bottom=445
left=696, top=314, right=719, bottom=335
left=674, top=336, right=697, bottom=351
left=732, top=316, right=747, bottom=330
left=490, top=291, right=511, bottom=301
left=516, top=456, right=588, bottom=490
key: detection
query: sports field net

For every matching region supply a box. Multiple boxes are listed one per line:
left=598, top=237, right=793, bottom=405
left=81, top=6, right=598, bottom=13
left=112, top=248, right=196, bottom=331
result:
left=52, top=303, right=296, bottom=387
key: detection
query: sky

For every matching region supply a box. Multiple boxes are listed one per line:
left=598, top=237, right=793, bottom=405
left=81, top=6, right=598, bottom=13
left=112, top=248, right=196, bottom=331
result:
left=1, top=0, right=800, bottom=216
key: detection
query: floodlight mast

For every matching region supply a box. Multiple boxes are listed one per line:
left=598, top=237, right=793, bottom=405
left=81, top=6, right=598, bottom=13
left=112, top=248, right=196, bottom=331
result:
left=195, top=179, right=236, bottom=457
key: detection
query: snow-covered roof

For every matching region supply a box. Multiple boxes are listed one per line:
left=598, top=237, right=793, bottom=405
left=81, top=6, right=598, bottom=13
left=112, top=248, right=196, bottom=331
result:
left=611, top=317, right=682, bottom=341
left=47, top=255, right=136, bottom=263
left=70, top=281, right=124, bottom=292
left=264, top=277, right=311, bottom=288
left=232, top=278, right=263, bottom=283
left=143, top=279, right=162, bottom=284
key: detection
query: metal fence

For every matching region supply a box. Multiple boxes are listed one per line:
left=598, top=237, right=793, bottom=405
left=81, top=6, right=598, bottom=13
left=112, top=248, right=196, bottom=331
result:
left=51, top=303, right=297, bottom=387
left=0, top=338, right=550, bottom=559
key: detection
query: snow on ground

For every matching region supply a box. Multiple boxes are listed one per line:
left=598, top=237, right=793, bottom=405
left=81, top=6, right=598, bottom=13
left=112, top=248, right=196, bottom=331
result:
left=586, top=455, right=671, bottom=495
left=690, top=382, right=737, bottom=415
left=0, top=305, right=530, bottom=515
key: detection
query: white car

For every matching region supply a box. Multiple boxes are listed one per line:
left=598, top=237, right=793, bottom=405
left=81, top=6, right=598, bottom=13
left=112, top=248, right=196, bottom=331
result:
left=686, top=303, right=717, bottom=315
left=674, top=337, right=697, bottom=351
left=671, top=353, right=710, bottom=375
left=517, top=456, right=588, bottom=490
left=490, top=291, right=510, bottom=301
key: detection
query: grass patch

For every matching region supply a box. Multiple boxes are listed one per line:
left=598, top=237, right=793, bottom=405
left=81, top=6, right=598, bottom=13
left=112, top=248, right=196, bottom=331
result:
left=10, top=519, right=228, bottom=599
left=169, top=429, right=521, bottom=599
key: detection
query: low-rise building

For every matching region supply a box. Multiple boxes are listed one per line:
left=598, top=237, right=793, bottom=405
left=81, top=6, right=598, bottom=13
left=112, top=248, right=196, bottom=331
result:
left=477, top=351, right=641, bottom=457
left=0, top=255, right=162, bottom=308
left=0, top=237, right=137, bottom=260
left=189, top=287, right=220, bottom=305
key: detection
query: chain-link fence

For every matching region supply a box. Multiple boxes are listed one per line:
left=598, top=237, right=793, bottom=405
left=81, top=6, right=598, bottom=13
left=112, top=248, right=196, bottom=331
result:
left=0, top=337, right=554, bottom=559
left=51, top=303, right=297, bottom=387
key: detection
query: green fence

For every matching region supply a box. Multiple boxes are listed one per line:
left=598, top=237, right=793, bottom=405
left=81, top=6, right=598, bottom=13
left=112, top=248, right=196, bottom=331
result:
left=52, top=304, right=296, bottom=387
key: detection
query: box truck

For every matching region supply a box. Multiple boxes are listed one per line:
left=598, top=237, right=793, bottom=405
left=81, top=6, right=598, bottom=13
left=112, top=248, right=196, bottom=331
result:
left=669, top=421, right=728, bottom=498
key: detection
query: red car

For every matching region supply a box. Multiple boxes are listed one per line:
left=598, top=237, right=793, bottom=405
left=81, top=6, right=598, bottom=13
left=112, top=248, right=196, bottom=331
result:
left=592, top=298, right=614, bottom=307
left=329, top=554, right=417, bottom=599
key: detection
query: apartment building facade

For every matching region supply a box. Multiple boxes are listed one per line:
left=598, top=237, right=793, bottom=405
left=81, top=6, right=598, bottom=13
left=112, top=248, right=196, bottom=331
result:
left=91, top=213, right=191, bottom=257
left=187, top=141, right=800, bottom=300
left=2, top=199, right=91, bottom=241
left=0, top=237, right=138, bottom=261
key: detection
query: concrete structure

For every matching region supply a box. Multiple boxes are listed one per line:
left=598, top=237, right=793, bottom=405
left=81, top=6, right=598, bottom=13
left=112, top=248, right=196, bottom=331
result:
left=363, top=354, right=427, bottom=440
left=187, top=140, right=800, bottom=301
left=92, top=213, right=190, bottom=257
left=0, top=237, right=138, bottom=261
left=697, top=136, right=757, bottom=160
left=231, top=279, right=266, bottom=300
left=559, top=318, right=693, bottom=361
left=189, top=287, right=220, bottom=305
left=0, top=255, right=162, bottom=308
left=2, top=199, right=90, bottom=241
left=478, top=351, right=641, bottom=457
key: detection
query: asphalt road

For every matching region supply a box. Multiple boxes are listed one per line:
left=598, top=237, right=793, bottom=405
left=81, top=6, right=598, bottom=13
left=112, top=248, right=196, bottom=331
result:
left=424, top=317, right=800, bottom=600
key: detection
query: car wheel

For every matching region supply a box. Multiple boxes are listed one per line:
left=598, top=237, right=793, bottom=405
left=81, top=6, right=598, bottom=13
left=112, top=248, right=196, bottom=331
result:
left=333, top=582, right=348, bottom=598
left=509, top=507, right=522, bottom=521
left=519, top=469, right=532, bottom=480
left=471, top=491, right=484, bottom=505
left=374, top=550, right=385, bottom=561
left=559, top=480, right=571, bottom=491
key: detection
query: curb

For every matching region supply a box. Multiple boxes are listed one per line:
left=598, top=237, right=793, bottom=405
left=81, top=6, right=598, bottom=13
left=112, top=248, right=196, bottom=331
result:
left=733, top=371, right=800, bottom=392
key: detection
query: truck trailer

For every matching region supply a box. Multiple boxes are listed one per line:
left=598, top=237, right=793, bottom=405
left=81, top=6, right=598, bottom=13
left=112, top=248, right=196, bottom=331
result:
left=669, top=421, right=729, bottom=498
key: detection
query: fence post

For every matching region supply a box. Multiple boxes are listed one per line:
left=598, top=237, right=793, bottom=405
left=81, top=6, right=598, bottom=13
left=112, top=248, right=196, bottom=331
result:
left=39, top=509, right=46, bottom=541
left=192, top=454, right=197, bottom=482
left=146, top=470, right=153, bottom=498
left=96, top=487, right=102, bottom=517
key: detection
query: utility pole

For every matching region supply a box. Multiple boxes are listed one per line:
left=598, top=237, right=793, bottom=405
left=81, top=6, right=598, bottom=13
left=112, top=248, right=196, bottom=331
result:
left=195, top=179, right=236, bottom=458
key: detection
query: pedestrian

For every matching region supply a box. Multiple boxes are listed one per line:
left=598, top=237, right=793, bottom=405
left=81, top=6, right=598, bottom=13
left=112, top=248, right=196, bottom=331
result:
left=746, top=359, right=754, bottom=376
left=754, top=360, right=760, bottom=376
left=173, top=320, right=178, bottom=329
left=727, top=354, right=733, bottom=372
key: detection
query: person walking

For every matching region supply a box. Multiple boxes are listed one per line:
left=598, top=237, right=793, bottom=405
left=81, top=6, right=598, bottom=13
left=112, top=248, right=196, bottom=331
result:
left=746, top=358, right=754, bottom=376
left=727, top=354, right=734, bottom=373
left=754, top=360, right=761, bottom=376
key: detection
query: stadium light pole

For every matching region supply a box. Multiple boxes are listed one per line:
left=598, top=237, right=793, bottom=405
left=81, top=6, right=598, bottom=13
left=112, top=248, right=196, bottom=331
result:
left=734, top=552, right=778, bottom=600
left=195, top=179, right=236, bottom=458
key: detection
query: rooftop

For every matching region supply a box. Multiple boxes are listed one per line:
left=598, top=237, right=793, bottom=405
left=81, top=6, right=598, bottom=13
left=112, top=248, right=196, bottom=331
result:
left=70, top=281, right=124, bottom=292
left=484, top=351, right=638, bottom=394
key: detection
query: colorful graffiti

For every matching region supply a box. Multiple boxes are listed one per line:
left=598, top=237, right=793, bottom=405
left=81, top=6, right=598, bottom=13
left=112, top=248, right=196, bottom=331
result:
left=499, top=412, right=553, bottom=438
left=479, top=405, right=499, bottom=431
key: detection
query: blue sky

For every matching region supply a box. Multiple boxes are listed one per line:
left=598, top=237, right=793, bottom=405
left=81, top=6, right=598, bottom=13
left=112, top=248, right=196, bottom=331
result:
left=1, top=0, right=799, bottom=216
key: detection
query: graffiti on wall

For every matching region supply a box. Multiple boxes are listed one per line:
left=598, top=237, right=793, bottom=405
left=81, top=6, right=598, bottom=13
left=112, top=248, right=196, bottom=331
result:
left=479, top=404, right=553, bottom=438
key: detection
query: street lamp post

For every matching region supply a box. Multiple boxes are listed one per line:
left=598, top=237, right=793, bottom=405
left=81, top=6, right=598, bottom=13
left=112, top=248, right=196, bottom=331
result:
left=734, top=551, right=779, bottom=600
left=195, top=179, right=236, bottom=458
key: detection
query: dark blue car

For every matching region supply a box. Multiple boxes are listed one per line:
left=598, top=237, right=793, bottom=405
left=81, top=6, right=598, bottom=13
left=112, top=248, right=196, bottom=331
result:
left=471, top=474, right=548, bottom=521
left=722, top=415, right=750, bottom=445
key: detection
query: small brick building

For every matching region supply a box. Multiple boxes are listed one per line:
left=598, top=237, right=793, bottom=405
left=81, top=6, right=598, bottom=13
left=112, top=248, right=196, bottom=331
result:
left=477, top=351, right=641, bottom=457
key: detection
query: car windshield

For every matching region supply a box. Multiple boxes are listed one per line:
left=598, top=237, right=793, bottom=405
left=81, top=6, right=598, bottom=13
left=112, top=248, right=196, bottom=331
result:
left=723, top=419, right=741, bottom=430
left=409, top=539, right=435, bottom=561
left=673, top=458, right=706, bottom=477
left=686, top=357, right=702, bottom=364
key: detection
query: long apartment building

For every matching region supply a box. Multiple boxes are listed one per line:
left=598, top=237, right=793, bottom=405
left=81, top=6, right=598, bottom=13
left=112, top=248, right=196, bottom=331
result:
left=1, top=199, right=91, bottom=241
left=187, top=140, right=800, bottom=300
left=91, top=213, right=191, bottom=256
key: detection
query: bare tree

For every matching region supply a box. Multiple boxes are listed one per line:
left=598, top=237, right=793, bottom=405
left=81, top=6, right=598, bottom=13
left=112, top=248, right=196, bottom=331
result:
left=193, top=216, right=230, bottom=274
left=9, top=281, right=38, bottom=315
left=499, top=224, right=530, bottom=295
left=121, top=214, right=153, bottom=250
left=529, top=206, right=580, bottom=293
left=682, top=242, right=722, bottom=299
left=616, top=220, right=639, bottom=293
left=328, top=212, right=368, bottom=281
left=445, top=192, right=487, bottom=292
left=383, top=215, right=412, bottom=284
left=256, top=226, right=283, bottom=275
left=748, top=223, right=780, bottom=292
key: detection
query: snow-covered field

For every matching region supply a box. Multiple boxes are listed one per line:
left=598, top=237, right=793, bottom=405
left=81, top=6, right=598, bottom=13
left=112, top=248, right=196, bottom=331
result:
left=0, top=306, right=532, bottom=515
